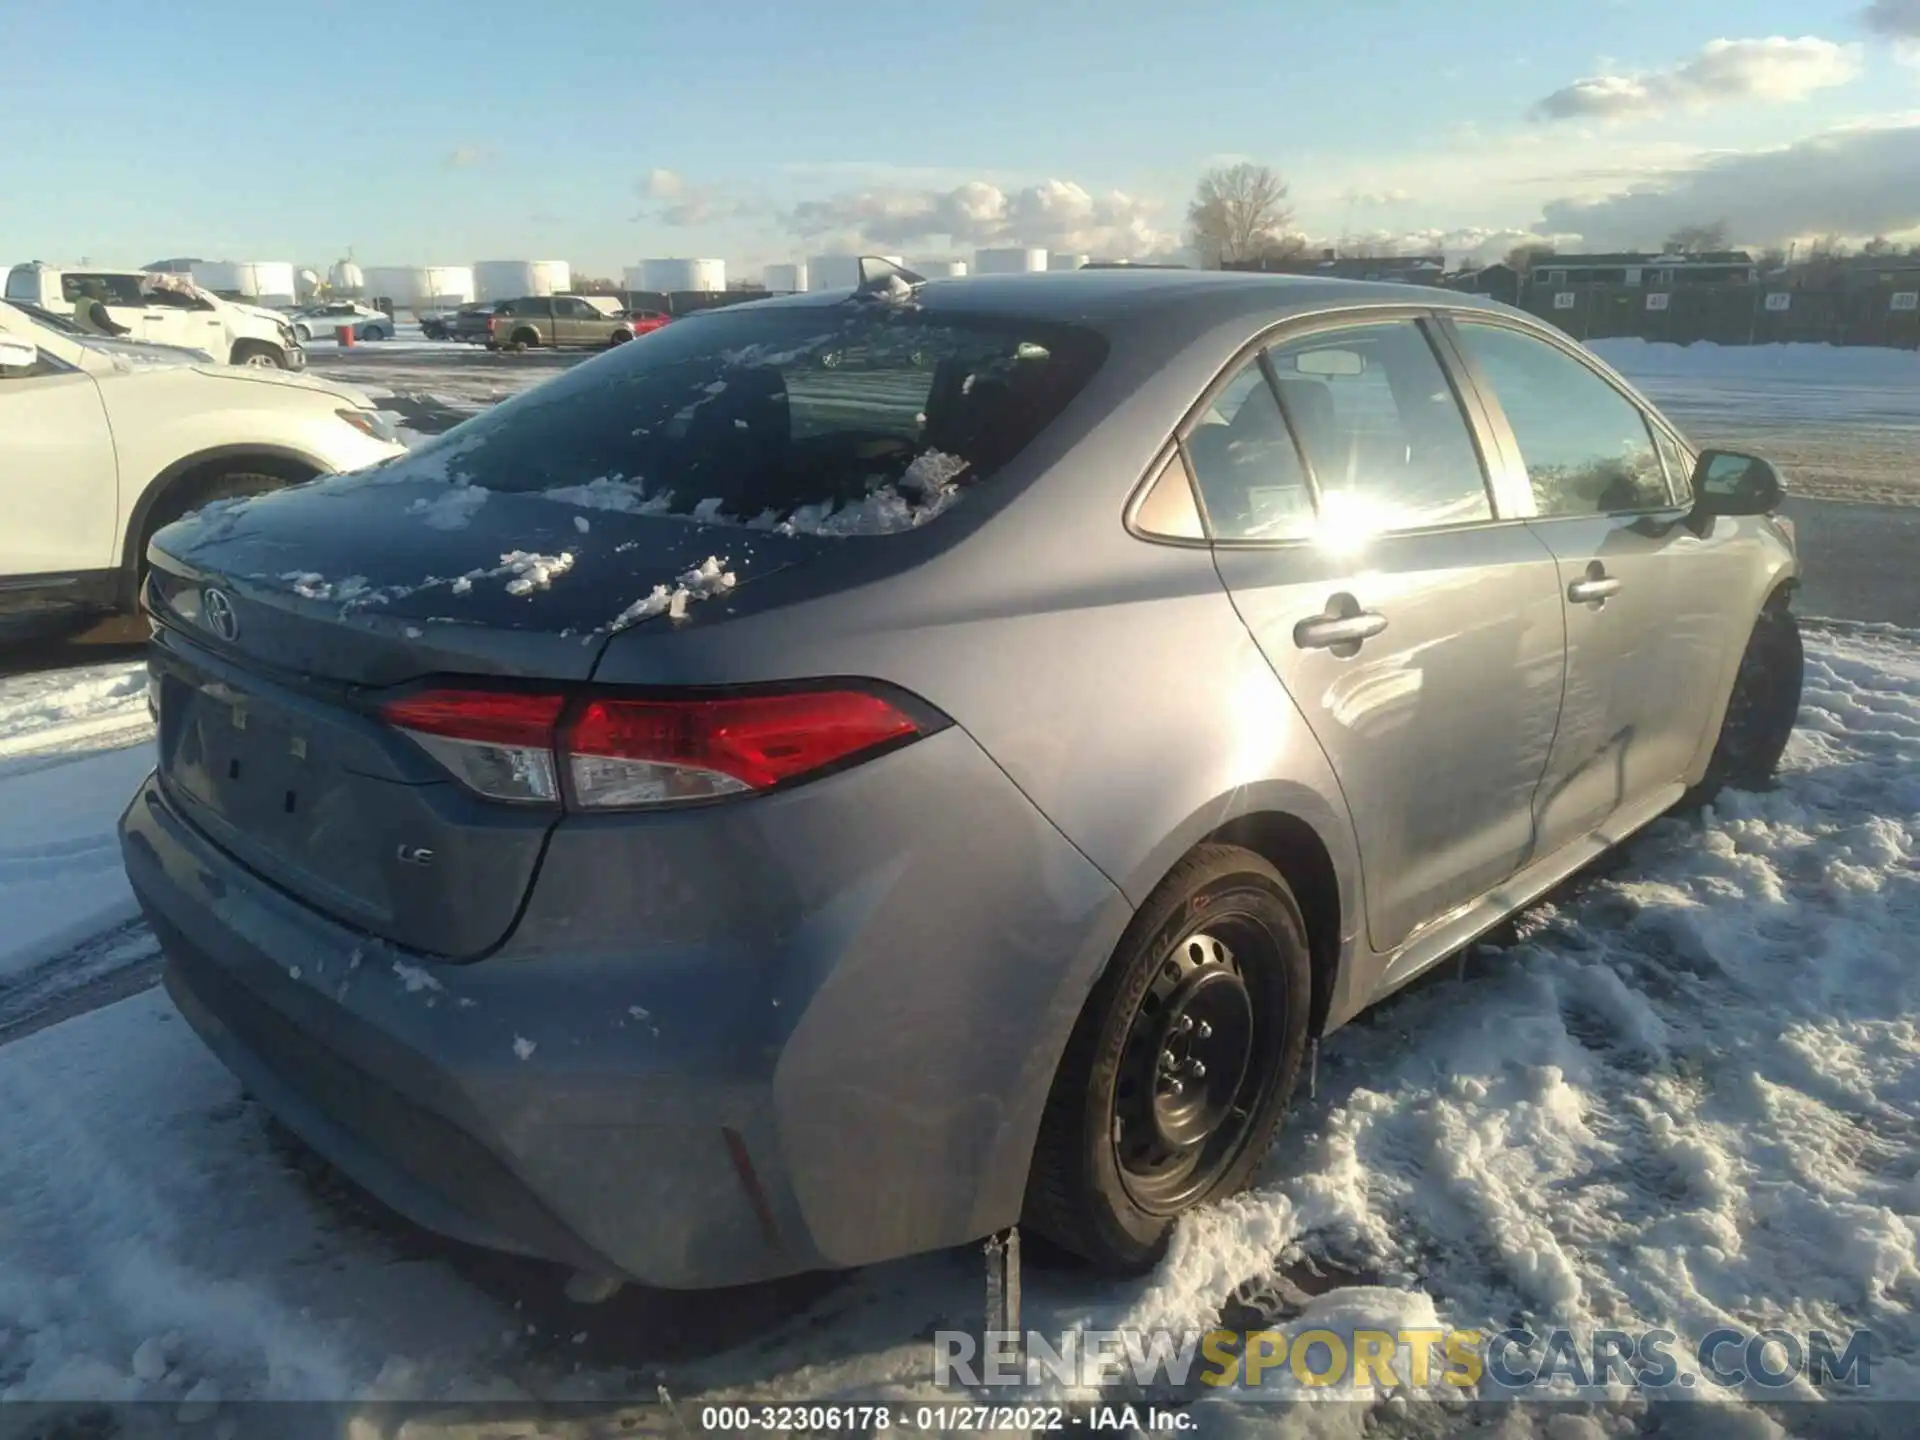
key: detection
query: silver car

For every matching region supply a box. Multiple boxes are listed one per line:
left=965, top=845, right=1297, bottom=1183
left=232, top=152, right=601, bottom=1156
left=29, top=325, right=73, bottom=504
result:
left=121, top=268, right=1801, bottom=1288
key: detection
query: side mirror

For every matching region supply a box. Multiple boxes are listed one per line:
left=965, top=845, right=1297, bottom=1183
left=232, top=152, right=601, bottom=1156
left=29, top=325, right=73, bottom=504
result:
left=0, top=337, right=39, bottom=369
left=1690, top=449, right=1784, bottom=517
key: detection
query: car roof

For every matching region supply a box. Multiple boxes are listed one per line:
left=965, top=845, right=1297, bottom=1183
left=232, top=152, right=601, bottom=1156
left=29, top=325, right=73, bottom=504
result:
left=734, top=268, right=1519, bottom=329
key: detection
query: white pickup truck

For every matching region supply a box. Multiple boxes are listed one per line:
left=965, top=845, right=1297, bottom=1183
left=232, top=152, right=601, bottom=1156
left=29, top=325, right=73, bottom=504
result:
left=3, top=263, right=306, bottom=370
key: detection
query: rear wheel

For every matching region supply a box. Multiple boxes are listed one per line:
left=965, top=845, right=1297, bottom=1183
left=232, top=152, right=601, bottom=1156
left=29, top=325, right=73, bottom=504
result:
left=133, top=470, right=290, bottom=611
left=510, top=328, right=539, bottom=352
left=1684, top=604, right=1804, bottom=807
left=292, top=322, right=312, bottom=342
left=609, top=328, right=633, bottom=347
left=1023, top=844, right=1311, bottom=1274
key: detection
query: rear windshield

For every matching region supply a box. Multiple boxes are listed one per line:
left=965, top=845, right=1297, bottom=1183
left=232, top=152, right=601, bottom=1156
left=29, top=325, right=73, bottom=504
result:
left=384, top=303, right=1107, bottom=535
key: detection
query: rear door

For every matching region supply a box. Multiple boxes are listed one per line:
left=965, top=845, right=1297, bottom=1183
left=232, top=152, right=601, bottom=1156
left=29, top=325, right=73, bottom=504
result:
left=1442, top=317, right=1740, bottom=852
left=1199, top=314, right=1568, bottom=954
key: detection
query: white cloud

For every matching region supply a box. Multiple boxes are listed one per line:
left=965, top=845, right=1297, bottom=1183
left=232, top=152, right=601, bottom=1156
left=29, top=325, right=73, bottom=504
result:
left=785, top=177, right=1173, bottom=258
left=1539, top=116, right=1920, bottom=247
left=443, top=145, right=495, bottom=169
left=633, top=170, right=757, bottom=228
left=640, top=169, right=684, bottom=199
left=1531, top=37, right=1862, bottom=121
left=1343, top=188, right=1414, bottom=208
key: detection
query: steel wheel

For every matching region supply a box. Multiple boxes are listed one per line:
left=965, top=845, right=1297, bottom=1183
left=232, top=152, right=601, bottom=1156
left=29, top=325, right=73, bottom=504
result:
left=1024, top=844, right=1312, bottom=1273
left=1113, top=918, right=1281, bottom=1214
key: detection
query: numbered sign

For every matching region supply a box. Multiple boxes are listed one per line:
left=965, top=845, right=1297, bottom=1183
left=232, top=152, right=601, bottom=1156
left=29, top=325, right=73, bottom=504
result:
left=1892, top=292, right=1918, bottom=312
left=1552, top=291, right=1575, bottom=310
left=1645, top=292, right=1670, bottom=312
left=1763, top=292, right=1792, bottom=312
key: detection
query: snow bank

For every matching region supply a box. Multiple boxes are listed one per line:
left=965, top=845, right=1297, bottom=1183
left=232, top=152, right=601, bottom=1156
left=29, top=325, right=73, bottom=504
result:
left=1591, top=337, right=1920, bottom=385
left=0, top=660, right=150, bottom=761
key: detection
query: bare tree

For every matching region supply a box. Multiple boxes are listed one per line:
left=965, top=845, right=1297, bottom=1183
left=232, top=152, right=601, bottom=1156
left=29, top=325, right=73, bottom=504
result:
left=1188, top=163, right=1294, bottom=267
left=1861, top=235, right=1895, bottom=257
left=1504, top=241, right=1555, bottom=273
left=1664, top=221, right=1730, bottom=255
left=1756, top=246, right=1789, bottom=273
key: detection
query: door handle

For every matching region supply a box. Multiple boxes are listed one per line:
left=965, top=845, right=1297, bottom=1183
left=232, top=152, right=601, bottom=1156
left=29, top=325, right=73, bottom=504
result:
left=1567, top=573, right=1622, bottom=605
left=1294, top=610, right=1388, bottom=650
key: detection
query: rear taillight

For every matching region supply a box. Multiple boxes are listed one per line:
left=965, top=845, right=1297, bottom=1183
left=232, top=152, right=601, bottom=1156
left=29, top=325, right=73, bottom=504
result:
left=486, top=316, right=498, bottom=333
left=378, top=687, right=926, bottom=809
left=380, top=691, right=565, bottom=804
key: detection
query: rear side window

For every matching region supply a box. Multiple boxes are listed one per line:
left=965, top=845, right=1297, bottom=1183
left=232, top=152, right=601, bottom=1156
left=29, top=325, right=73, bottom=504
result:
left=1453, top=321, right=1671, bottom=517
left=381, top=305, right=1107, bottom=535
left=1183, top=358, right=1314, bottom=541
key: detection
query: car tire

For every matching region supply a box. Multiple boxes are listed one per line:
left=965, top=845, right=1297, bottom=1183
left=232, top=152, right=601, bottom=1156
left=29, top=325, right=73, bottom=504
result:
left=510, top=328, right=539, bottom=353
left=1683, top=603, right=1804, bottom=807
left=135, top=470, right=290, bottom=609
left=292, top=323, right=312, bottom=342
left=609, top=329, right=633, bottom=346
left=229, top=340, right=286, bottom=369
left=1023, top=843, right=1312, bottom=1275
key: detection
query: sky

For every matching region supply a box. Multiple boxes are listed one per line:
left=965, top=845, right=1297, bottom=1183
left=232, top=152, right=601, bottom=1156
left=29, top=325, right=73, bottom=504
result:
left=4, top=0, right=1919, bottom=279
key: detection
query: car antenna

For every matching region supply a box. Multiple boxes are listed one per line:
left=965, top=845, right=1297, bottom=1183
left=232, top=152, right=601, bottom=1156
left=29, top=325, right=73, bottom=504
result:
left=849, top=255, right=928, bottom=303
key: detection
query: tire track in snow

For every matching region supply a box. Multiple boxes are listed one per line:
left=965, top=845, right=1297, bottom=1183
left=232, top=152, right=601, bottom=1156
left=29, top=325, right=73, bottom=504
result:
left=0, top=918, right=162, bottom=1049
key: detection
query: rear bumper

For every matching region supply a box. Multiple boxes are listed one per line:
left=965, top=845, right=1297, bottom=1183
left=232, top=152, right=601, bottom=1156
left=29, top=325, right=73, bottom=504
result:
left=120, top=725, right=1131, bottom=1289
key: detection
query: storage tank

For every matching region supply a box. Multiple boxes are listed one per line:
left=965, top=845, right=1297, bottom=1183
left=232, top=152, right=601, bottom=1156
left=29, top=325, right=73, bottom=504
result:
left=328, top=260, right=365, bottom=295
left=190, top=260, right=298, bottom=305
left=763, top=262, right=808, bottom=293
left=805, top=254, right=906, bottom=291
left=474, top=260, right=570, bottom=300
left=1047, top=253, right=1091, bottom=272
left=635, top=258, right=726, bottom=293
left=974, top=248, right=1048, bottom=275
left=912, top=259, right=969, bottom=278
left=362, top=265, right=476, bottom=308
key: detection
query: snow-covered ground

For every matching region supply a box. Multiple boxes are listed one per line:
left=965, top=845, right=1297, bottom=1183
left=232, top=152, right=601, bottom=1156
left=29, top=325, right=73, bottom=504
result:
left=1594, top=340, right=1920, bottom=508
left=1, top=623, right=1914, bottom=1434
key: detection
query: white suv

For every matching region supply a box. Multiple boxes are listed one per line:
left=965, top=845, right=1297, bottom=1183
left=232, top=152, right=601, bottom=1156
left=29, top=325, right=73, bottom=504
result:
left=0, top=301, right=405, bottom=637
left=4, top=263, right=306, bottom=370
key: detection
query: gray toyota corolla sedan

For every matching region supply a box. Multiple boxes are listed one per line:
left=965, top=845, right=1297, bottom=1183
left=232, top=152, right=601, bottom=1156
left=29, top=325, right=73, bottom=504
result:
left=121, top=264, right=1803, bottom=1288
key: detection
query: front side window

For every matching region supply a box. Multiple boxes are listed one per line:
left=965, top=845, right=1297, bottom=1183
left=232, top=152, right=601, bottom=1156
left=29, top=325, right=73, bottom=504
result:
left=1265, top=320, right=1493, bottom=539
left=1453, top=321, right=1672, bottom=517
left=356, top=305, right=1107, bottom=536
left=1652, top=425, right=1694, bottom=505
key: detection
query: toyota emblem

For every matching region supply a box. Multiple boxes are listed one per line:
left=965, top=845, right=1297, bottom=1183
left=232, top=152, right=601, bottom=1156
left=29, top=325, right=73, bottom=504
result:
left=202, top=587, right=240, bottom=642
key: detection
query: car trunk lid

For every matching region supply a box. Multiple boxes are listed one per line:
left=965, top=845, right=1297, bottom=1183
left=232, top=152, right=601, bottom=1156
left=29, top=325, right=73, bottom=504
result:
left=143, top=476, right=833, bottom=955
